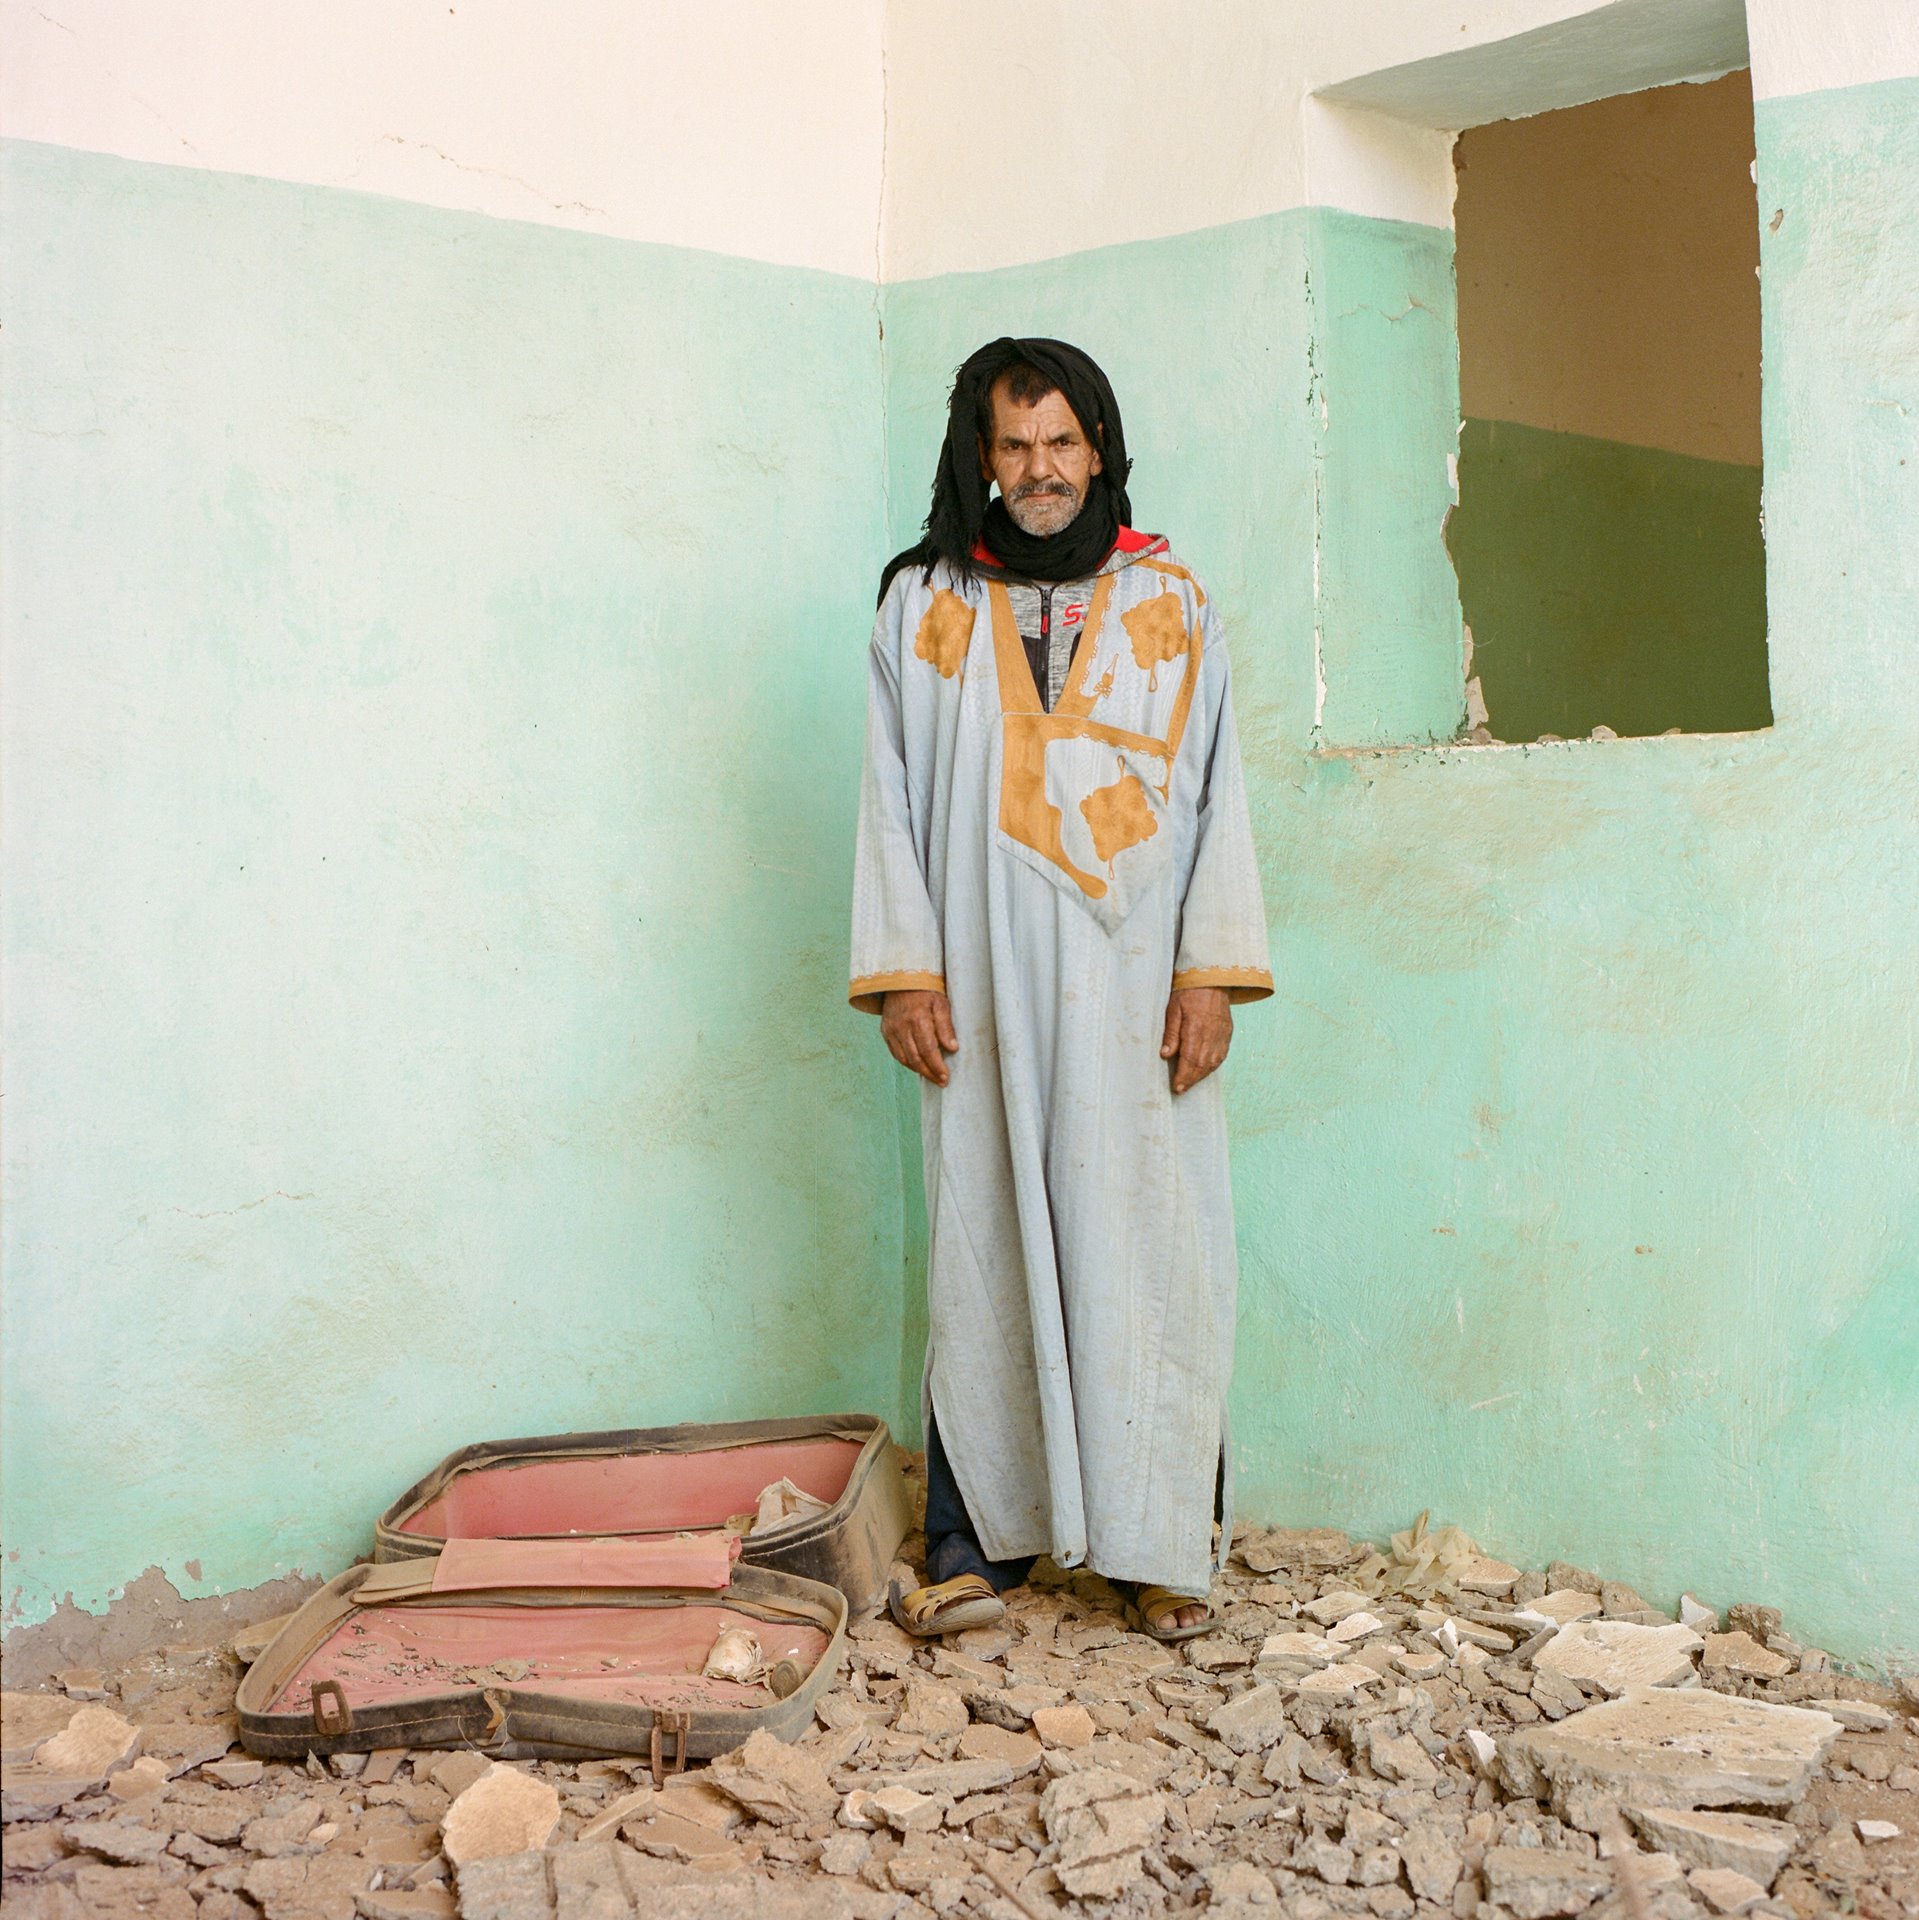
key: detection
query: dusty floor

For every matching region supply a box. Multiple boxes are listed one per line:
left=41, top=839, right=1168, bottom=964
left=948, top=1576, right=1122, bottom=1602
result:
left=4, top=1492, right=1915, bottom=1920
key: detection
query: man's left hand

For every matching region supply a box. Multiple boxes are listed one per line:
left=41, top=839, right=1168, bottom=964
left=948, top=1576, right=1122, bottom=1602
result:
left=1161, top=987, right=1233, bottom=1095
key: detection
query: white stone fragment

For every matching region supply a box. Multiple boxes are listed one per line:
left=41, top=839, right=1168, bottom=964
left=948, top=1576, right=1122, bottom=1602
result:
left=1302, top=1591, right=1373, bottom=1626
left=1829, top=1700, right=1896, bottom=1732
left=1327, top=1610, right=1385, bottom=1645
left=1857, top=1819, right=1901, bottom=1842
left=1534, top=1620, right=1704, bottom=1697
left=1257, top=1630, right=1343, bottom=1671
left=1497, top=1686, right=1843, bottom=1831
left=1689, top=1866, right=1768, bottom=1914
left=1625, top=1807, right=1798, bottom=1886
left=1679, top=1593, right=1720, bottom=1632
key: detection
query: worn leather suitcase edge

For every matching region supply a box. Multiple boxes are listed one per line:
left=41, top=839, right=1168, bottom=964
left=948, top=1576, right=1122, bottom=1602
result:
left=235, top=1560, right=848, bottom=1767
left=370, top=1412, right=912, bottom=1615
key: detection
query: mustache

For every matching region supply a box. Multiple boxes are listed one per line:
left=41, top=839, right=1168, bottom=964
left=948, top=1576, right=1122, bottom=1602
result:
left=1011, top=479, right=1077, bottom=501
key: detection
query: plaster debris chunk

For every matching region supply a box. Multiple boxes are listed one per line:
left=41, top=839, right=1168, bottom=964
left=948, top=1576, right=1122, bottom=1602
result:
left=855, top=1756, right=1037, bottom=1798
left=1496, top=1686, right=1843, bottom=1829
left=548, top=1842, right=630, bottom=1920
left=1701, top=1633, right=1791, bottom=1680
left=32, top=1705, right=142, bottom=1785
left=1455, top=1556, right=1522, bottom=1597
left=1856, top=1819, right=1901, bottom=1842
left=1207, top=1859, right=1279, bottom=1906
left=1827, top=1700, right=1895, bottom=1731
left=1186, top=1633, right=1255, bottom=1672
left=1624, top=1808, right=1797, bottom=1885
left=573, top=1786, right=657, bottom=1844
left=1258, top=1632, right=1343, bottom=1672
left=439, top=1765, right=562, bottom=1867
left=659, top=1774, right=741, bottom=1828
left=1237, top=1529, right=1360, bottom=1575
left=1688, top=1867, right=1767, bottom=1914
left=1031, top=1703, right=1096, bottom=1749
left=1367, top=1732, right=1439, bottom=1784
left=1209, top=1684, right=1292, bottom=1754
left=956, top=1721, right=1039, bottom=1767
left=1679, top=1595, right=1719, bottom=1633
left=1481, top=1844, right=1613, bottom=1918
left=1394, top=1649, right=1448, bottom=1681
left=706, top=1729, right=836, bottom=1826
left=452, top=1849, right=554, bottom=1920
left=1290, top=1662, right=1386, bottom=1700
left=1534, top=1622, right=1703, bottom=1697
left=1040, top=1766, right=1167, bottom=1898
left=1295, top=1837, right=1355, bottom=1885
left=1327, top=1611, right=1386, bottom=1645
left=1303, top=1592, right=1373, bottom=1627
left=0, top=1692, right=76, bottom=1765
left=63, top=1815, right=171, bottom=1866
left=895, top=1679, right=967, bottom=1739
left=105, top=1756, right=171, bottom=1802
left=621, top=1810, right=739, bottom=1863
left=1521, top=1591, right=1607, bottom=1629
left=846, top=1785, right=942, bottom=1832
left=430, top=1753, right=493, bottom=1800
left=204, top=1758, right=265, bottom=1788
left=239, top=1855, right=376, bottom=1920
left=1399, top=1825, right=1463, bottom=1901
left=818, top=1830, right=869, bottom=1874
left=357, top=1890, right=458, bottom=1920
left=58, top=1669, right=108, bottom=1701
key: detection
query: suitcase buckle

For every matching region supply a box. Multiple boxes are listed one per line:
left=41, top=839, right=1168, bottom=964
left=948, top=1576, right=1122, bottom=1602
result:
left=649, top=1709, right=690, bottom=1788
left=310, top=1680, right=352, bottom=1738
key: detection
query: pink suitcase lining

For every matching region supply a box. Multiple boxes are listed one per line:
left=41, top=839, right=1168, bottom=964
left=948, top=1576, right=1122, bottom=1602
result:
left=372, top=1415, right=914, bottom=1617
left=393, top=1436, right=863, bottom=1543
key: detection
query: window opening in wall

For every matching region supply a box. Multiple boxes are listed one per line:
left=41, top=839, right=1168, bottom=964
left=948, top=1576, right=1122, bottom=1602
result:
left=1446, top=71, right=1772, bottom=744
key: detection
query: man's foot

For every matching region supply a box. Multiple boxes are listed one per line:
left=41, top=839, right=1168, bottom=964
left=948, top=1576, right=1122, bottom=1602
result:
left=1126, top=1583, right=1218, bottom=1642
left=887, top=1573, right=1007, bottom=1638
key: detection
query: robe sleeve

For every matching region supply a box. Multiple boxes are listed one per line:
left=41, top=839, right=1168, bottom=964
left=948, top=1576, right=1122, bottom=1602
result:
left=1172, top=604, right=1273, bottom=1004
left=848, top=585, right=945, bottom=1014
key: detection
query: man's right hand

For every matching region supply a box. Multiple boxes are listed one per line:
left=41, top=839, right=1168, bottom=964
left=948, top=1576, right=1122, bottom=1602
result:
left=881, top=990, right=960, bottom=1086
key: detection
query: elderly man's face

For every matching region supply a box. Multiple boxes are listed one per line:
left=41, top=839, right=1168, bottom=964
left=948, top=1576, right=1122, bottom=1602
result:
left=979, top=376, right=1103, bottom=536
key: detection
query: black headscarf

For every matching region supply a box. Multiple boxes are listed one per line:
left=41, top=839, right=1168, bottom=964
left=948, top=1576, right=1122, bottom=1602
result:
left=878, top=336, right=1134, bottom=604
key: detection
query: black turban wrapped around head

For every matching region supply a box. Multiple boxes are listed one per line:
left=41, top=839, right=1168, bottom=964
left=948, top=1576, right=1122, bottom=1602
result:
left=879, top=337, right=1135, bottom=603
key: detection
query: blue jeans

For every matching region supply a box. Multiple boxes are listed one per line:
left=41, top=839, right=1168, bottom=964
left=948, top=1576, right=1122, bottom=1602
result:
left=922, top=1410, right=1036, bottom=1594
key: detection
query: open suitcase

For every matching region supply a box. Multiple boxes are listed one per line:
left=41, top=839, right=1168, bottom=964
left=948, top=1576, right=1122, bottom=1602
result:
left=235, top=1533, right=846, bottom=1774
left=371, top=1413, right=911, bottom=1615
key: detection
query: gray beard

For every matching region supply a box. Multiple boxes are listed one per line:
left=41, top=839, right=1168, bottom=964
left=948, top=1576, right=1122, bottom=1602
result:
left=1005, top=485, right=1084, bottom=536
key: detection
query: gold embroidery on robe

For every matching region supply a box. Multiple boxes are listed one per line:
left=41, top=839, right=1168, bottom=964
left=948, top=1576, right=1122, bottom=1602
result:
left=987, top=579, right=1197, bottom=901
left=914, top=589, right=975, bottom=678
left=1122, top=591, right=1191, bottom=691
left=1081, top=768, right=1160, bottom=868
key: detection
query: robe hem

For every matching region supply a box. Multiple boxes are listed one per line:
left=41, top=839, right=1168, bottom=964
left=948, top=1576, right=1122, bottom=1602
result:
left=1172, top=966, right=1273, bottom=1004
left=850, top=969, right=947, bottom=1014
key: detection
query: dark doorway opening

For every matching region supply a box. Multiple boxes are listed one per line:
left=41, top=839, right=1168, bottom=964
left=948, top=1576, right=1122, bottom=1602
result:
left=1447, top=72, right=1772, bottom=743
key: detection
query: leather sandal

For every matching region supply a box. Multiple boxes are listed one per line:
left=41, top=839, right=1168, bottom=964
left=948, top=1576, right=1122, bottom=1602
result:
left=887, top=1573, right=1006, bottom=1638
left=1127, top=1583, right=1217, bottom=1643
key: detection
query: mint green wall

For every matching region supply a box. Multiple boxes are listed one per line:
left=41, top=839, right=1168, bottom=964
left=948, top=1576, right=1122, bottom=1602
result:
left=1450, top=418, right=1771, bottom=741
left=1, top=141, right=903, bottom=1629
left=880, top=76, right=1918, bottom=1667
left=6, top=76, right=1915, bottom=1670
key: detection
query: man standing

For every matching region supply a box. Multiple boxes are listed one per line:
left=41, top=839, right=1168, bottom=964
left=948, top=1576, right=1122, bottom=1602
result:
left=849, top=338, right=1270, bottom=1640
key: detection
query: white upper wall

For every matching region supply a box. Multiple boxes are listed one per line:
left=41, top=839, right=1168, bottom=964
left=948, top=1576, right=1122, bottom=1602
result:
left=6, top=0, right=1911, bottom=281
left=0, top=0, right=885, bottom=277
left=879, top=0, right=1919, bottom=279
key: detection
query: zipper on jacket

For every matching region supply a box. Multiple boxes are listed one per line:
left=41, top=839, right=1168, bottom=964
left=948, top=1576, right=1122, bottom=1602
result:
left=1038, top=587, right=1054, bottom=710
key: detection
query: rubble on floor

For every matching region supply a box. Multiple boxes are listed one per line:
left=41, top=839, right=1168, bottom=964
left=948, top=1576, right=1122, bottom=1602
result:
left=3, top=1505, right=1914, bottom=1920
